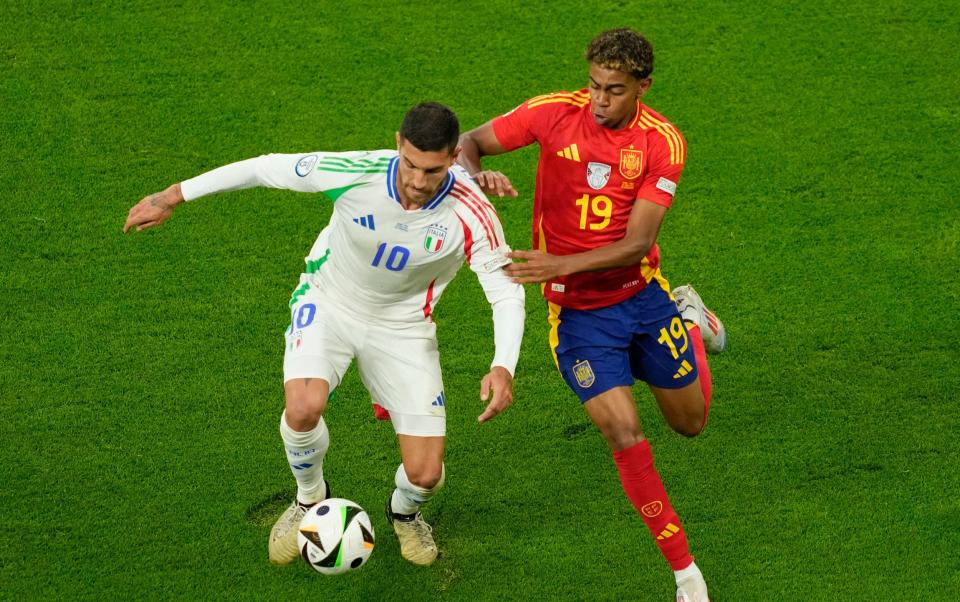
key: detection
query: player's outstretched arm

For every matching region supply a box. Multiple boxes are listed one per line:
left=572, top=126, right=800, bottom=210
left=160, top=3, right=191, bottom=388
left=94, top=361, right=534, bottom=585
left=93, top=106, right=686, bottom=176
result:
left=459, top=121, right=518, bottom=198
left=504, top=198, right=668, bottom=283
left=478, top=366, right=514, bottom=423
left=123, top=183, right=184, bottom=233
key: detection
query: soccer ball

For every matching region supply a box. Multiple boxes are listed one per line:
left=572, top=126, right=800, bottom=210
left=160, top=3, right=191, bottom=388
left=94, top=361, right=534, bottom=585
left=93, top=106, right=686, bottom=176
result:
left=297, top=498, right=375, bottom=575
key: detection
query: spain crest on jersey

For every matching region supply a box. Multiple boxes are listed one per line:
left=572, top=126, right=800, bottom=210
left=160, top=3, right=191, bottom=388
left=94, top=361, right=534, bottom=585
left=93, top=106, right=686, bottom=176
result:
left=619, top=148, right=644, bottom=180
left=424, top=224, right=447, bottom=254
left=572, top=360, right=595, bottom=388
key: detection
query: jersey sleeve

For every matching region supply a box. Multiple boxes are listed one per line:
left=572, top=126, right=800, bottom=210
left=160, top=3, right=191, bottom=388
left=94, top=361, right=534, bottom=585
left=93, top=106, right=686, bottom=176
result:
left=180, top=151, right=390, bottom=201
left=635, top=126, right=687, bottom=208
left=451, top=182, right=525, bottom=375
left=490, top=93, right=566, bottom=151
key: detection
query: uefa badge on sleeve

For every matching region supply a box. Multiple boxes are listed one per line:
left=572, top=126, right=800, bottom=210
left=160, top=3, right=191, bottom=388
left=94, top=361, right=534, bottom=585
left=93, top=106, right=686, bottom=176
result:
left=424, top=224, right=447, bottom=254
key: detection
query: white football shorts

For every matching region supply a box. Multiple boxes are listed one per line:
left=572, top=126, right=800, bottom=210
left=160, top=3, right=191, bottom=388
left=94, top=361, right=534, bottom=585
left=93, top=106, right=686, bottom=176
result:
left=283, top=288, right=446, bottom=436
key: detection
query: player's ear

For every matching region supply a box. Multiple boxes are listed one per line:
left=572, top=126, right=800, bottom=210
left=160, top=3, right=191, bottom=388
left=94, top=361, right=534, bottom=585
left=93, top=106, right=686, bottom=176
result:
left=638, top=78, right=653, bottom=97
left=450, top=145, right=462, bottom=164
left=395, top=132, right=402, bottom=150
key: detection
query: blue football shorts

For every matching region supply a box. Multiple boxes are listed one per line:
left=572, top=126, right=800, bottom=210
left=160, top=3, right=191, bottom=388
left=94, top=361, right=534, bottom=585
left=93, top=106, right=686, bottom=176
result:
left=548, top=278, right=699, bottom=403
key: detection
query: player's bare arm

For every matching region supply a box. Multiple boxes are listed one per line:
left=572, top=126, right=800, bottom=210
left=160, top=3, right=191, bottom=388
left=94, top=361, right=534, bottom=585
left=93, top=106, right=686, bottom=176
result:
left=458, top=121, right=519, bottom=198
left=477, top=365, right=514, bottom=423
left=504, top=197, right=667, bottom=284
left=124, top=183, right=184, bottom=233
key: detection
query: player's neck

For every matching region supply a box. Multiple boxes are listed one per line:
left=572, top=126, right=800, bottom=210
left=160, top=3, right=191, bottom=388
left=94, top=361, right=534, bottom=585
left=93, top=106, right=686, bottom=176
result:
left=395, top=181, right=427, bottom=211
left=607, top=107, right=638, bottom=131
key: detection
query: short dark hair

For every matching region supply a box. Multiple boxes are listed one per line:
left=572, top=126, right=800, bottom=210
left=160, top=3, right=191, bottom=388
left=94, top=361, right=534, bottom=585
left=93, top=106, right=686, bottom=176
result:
left=585, top=28, right=654, bottom=80
left=399, top=102, right=460, bottom=154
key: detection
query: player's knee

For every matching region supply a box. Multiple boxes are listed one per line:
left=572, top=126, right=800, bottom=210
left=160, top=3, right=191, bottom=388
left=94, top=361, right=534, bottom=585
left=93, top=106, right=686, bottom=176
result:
left=284, top=392, right=325, bottom=431
left=672, top=413, right=706, bottom=438
left=404, top=463, right=444, bottom=490
left=602, top=426, right=645, bottom=451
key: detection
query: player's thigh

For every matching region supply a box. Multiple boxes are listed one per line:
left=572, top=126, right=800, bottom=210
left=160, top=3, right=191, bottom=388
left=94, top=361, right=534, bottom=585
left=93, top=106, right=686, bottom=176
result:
left=629, top=312, right=700, bottom=395
left=582, top=386, right=644, bottom=451
left=356, top=322, right=446, bottom=421
left=648, top=381, right=705, bottom=437
left=630, top=311, right=705, bottom=435
left=551, top=304, right=634, bottom=403
left=283, top=295, right=357, bottom=414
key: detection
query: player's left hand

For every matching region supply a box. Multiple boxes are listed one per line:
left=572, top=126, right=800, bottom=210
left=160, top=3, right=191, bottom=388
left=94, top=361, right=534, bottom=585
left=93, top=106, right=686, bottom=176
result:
left=124, top=184, right=184, bottom=233
left=478, top=366, right=513, bottom=423
left=504, top=250, right=570, bottom=284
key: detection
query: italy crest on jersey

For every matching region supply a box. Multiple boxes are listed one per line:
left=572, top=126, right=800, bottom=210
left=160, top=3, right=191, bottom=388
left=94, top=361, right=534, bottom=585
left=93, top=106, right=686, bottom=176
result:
left=619, top=148, right=644, bottom=180
left=586, top=162, right=611, bottom=190
left=424, top=224, right=447, bottom=254
left=572, top=360, right=595, bottom=388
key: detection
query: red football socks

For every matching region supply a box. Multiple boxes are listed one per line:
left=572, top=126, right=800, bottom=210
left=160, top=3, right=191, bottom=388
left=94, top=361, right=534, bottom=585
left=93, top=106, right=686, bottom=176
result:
left=687, top=323, right=712, bottom=431
left=613, top=440, right=693, bottom=571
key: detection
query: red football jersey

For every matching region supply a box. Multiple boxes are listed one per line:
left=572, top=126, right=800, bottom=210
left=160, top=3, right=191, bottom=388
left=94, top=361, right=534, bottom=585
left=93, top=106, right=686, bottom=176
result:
left=493, top=89, right=686, bottom=310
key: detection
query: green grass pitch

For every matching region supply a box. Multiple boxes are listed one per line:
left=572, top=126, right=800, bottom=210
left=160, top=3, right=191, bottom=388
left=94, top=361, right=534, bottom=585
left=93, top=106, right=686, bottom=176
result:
left=2, top=1, right=958, bottom=599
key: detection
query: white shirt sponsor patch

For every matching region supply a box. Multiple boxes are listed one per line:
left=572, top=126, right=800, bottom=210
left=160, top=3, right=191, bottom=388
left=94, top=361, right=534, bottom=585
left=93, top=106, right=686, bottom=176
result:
left=551, top=283, right=565, bottom=293
left=656, top=176, right=677, bottom=196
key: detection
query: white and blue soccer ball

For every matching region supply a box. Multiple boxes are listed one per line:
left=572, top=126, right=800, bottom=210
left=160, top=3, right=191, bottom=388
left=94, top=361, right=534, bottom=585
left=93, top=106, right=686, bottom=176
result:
left=297, top=498, right=375, bottom=575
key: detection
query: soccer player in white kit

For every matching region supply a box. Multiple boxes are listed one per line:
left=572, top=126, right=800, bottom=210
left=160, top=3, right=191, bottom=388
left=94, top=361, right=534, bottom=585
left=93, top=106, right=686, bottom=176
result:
left=124, top=103, right=525, bottom=567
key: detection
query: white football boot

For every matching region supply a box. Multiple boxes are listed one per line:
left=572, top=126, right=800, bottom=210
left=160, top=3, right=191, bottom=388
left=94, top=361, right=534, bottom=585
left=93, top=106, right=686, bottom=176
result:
left=386, top=497, right=439, bottom=566
left=673, top=284, right=727, bottom=354
left=675, top=562, right=710, bottom=602
left=268, top=481, right=330, bottom=565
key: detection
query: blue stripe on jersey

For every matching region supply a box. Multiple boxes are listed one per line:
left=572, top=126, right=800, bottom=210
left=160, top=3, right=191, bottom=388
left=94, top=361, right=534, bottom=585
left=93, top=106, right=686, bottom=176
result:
left=423, top=171, right=455, bottom=210
left=387, top=156, right=400, bottom=203
left=386, top=156, right=455, bottom=210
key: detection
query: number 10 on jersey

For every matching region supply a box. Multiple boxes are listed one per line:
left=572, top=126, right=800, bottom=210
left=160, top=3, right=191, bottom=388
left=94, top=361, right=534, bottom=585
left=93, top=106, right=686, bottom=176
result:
left=371, top=243, right=410, bottom=272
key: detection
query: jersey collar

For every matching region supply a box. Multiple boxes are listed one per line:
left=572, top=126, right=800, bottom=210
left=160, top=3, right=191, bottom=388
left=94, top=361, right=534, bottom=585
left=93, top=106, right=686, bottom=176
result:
left=385, top=156, right=457, bottom=210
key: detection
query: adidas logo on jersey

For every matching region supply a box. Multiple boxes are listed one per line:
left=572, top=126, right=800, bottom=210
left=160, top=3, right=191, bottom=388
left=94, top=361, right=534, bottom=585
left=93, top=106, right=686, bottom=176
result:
left=352, top=214, right=376, bottom=230
left=556, top=143, right=581, bottom=162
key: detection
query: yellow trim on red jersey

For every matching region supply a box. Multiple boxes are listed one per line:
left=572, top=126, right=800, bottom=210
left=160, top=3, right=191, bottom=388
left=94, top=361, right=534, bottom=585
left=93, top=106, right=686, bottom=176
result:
left=528, top=98, right=590, bottom=109
left=638, top=111, right=686, bottom=165
left=528, top=91, right=590, bottom=109
left=547, top=302, right=562, bottom=368
left=648, top=268, right=674, bottom=300
left=537, top=214, right=548, bottom=296
left=628, top=102, right=642, bottom=128
left=528, top=90, right=589, bottom=104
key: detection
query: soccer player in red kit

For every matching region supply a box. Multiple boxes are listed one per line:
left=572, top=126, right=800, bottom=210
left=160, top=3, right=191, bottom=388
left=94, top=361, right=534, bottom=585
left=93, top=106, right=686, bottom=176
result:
left=459, top=29, right=725, bottom=602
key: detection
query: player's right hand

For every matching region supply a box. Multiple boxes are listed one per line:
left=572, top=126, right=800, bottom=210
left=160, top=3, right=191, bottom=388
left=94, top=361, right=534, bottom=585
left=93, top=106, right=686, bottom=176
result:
left=477, top=366, right=514, bottom=423
left=472, top=170, right=518, bottom=198
left=123, top=184, right=184, bottom=233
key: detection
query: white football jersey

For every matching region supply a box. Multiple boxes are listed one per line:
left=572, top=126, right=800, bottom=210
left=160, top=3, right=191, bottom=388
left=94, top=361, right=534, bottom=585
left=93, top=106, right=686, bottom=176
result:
left=180, top=149, right=524, bottom=370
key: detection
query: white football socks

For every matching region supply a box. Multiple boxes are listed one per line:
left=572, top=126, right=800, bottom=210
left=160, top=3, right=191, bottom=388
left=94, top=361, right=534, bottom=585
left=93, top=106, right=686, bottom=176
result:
left=390, top=463, right=445, bottom=516
left=279, top=411, right=330, bottom=505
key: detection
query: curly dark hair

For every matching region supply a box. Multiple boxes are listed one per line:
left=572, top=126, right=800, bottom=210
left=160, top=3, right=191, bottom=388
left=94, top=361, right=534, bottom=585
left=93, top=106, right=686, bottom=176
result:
left=585, top=28, right=654, bottom=80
